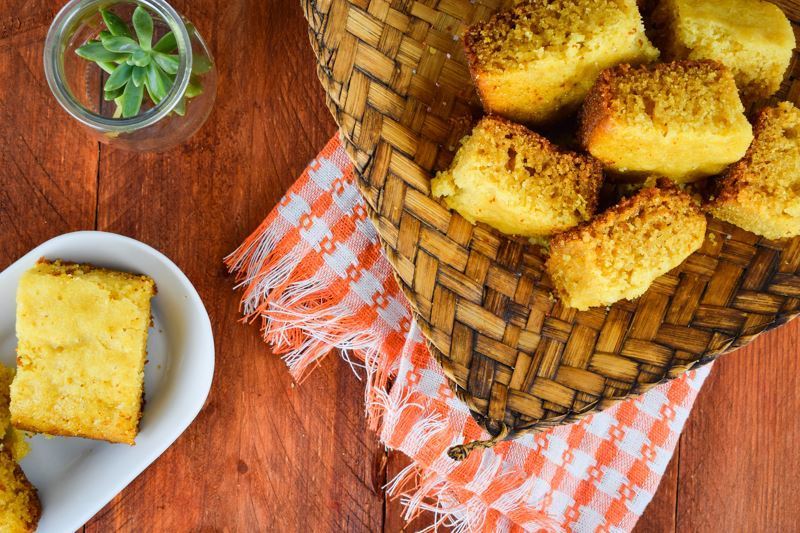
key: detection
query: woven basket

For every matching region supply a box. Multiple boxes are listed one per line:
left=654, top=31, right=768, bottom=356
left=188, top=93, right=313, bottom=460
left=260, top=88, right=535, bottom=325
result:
left=302, top=0, right=800, bottom=442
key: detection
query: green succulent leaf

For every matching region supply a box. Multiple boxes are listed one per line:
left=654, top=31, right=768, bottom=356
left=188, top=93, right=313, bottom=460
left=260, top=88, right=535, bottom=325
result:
left=113, top=96, right=124, bottom=119
left=75, top=6, right=207, bottom=119
left=192, top=55, right=212, bottom=75
left=185, top=78, right=203, bottom=98
left=104, top=62, right=133, bottom=91
left=153, top=31, right=177, bottom=53
left=144, top=81, right=156, bottom=106
left=131, top=48, right=151, bottom=67
left=131, top=65, right=147, bottom=87
left=173, top=97, right=186, bottom=116
left=75, top=40, right=128, bottom=62
left=153, top=53, right=179, bottom=75
left=160, top=69, right=176, bottom=96
left=132, top=6, right=154, bottom=51
left=101, top=34, right=140, bottom=53
left=144, top=75, right=160, bottom=104
left=104, top=86, right=124, bottom=101
left=100, top=9, right=132, bottom=38
left=144, top=63, right=169, bottom=103
left=122, top=79, right=145, bottom=118
left=97, top=61, right=118, bottom=74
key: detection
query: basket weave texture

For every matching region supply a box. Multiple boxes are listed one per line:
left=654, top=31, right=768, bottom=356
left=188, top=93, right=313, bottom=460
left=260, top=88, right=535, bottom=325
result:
left=303, top=0, right=800, bottom=438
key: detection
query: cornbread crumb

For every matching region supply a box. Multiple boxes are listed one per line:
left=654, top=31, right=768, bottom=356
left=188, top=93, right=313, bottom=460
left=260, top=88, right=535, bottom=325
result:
left=547, top=181, right=707, bottom=310
left=581, top=61, right=753, bottom=183
left=10, top=260, right=155, bottom=445
left=432, top=116, right=603, bottom=238
left=707, top=102, right=800, bottom=239
left=0, top=365, right=38, bottom=533
left=652, top=0, right=795, bottom=103
left=464, top=0, right=658, bottom=124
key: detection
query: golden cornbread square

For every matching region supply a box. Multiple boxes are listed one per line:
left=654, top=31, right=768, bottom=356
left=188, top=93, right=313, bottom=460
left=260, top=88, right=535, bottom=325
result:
left=547, top=181, right=707, bottom=310
left=581, top=61, right=753, bottom=183
left=0, top=365, right=39, bottom=533
left=10, top=260, right=156, bottom=445
left=707, top=102, right=800, bottom=239
left=463, top=0, right=658, bottom=124
left=431, top=116, right=603, bottom=239
left=652, top=0, right=795, bottom=103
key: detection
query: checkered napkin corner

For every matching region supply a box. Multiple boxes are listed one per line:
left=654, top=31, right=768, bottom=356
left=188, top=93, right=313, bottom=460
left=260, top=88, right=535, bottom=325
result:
left=225, top=137, right=409, bottom=414
left=226, top=136, right=712, bottom=533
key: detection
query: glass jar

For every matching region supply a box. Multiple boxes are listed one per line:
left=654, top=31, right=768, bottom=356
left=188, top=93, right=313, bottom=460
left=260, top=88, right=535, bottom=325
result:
left=44, top=0, right=217, bottom=151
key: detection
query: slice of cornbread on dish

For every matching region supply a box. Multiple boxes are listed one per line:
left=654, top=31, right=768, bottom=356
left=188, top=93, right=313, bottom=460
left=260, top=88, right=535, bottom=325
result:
left=652, top=0, right=795, bottom=103
left=547, top=181, right=707, bottom=310
left=0, top=449, right=39, bottom=533
left=707, top=102, right=800, bottom=239
left=581, top=61, right=753, bottom=183
left=463, top=0, right=658, bottom=124
left=0, top=366, right=39, bottom=533
left=431, top=116, right=603, bottom=239
left=10, top=260, right=156, bottom=445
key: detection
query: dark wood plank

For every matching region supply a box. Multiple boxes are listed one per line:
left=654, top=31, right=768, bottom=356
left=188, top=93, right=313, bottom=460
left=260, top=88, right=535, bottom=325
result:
left=5, top=0, right=800, bottom=531
left=83, top=0, right=386, bottom=530
left=383, top=451, right=438, bottom=532
left=634, top=450, right=678, bottom=533
left=676, top=320, right=800, bottom=532
left=0, top=0, right=98, bottom=267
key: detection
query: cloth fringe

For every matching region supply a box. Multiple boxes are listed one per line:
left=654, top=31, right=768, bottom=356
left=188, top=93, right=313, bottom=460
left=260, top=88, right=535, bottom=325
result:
left=225, top=204, right=561, bottom=532
left=226, top=216, right=396, bottom=421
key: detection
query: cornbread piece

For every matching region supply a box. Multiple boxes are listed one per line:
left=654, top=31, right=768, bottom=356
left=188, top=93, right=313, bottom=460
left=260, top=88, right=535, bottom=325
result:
left=463, top=0, right=658, bottom=124
left=10, top=260, right=155, bottom=445
left=0, top=367, right=11, bottom=434
left=0, top=450, right=39, bottom=533
left=0, top=365, right=39, bottom=533
left=431, top=116, right=603, bottom=238
left=581, top=61, right=753, bottom=183
left=708, top=102, right=800, bottom=239
left=0, top=367, right=27, bottom=461
left=652, top=0, right=795, bottom=103
left=547, top=182, right=707, bottom=310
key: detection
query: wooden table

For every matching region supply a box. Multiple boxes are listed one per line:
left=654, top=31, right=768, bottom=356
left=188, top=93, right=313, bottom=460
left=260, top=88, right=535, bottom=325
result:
left=1, top=0, right=798, bottom=531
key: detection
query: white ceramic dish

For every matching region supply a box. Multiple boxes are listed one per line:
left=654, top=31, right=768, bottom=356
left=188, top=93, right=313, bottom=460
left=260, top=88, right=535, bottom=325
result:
left=0, top=231, right=214, bottom=532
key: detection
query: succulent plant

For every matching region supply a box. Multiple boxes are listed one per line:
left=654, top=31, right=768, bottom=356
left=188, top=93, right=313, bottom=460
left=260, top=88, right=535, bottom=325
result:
left=76, top=6, right=209, bottom=118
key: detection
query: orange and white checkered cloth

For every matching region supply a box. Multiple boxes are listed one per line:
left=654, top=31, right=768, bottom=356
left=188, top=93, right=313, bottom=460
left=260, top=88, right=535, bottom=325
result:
left=227, top=136, right=711, bottom=532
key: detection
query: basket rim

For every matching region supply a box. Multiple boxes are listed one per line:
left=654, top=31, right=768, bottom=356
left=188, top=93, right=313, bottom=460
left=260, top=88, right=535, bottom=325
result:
left=302, top=0, right=800, bottom=440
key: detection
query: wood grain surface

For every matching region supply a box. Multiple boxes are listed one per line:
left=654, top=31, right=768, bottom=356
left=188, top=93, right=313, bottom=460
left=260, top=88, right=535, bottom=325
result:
left=0, top=0, right=798, bottom=531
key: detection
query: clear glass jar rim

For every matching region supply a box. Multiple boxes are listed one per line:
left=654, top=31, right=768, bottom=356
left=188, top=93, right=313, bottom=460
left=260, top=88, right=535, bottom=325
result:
left=44, top=0, right=193, bottom=132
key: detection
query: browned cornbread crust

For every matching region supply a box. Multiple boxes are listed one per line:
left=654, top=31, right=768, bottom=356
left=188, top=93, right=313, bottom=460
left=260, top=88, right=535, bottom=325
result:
left=651, top=0, right=795, bottom=104
left=464, top=0, right=658, bottom=124
left=0, top=365, right=38, bottom=533
left=0, top=449, right=40, bottom=533
left=580, top=60, right=753, bottom=183
left=431, top=115, right=603, bottom=238
left=707, top=102, right=800, bottom=239
left=547, top=180, right=707, bottom=310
